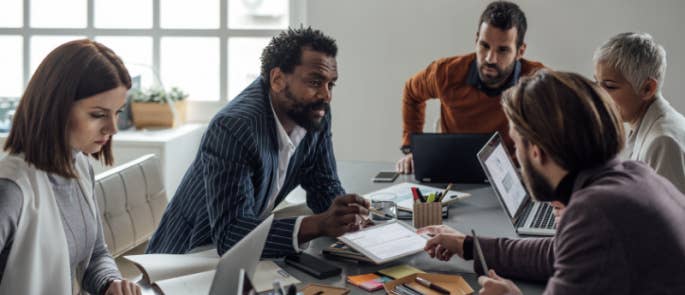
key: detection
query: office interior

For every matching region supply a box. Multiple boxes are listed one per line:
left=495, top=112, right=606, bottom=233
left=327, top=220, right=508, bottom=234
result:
left=0, top=0, right=684, bottom=293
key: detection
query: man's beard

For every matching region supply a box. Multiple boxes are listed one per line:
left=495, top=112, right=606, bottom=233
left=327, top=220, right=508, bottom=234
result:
left=520, top=154, right=556, bottom=202
left=478, top=60, right=516, bottom=88
left=284, top=86, right=329, bottom=132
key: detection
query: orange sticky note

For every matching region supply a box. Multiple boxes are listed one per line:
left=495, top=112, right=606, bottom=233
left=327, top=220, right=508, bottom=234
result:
left=347, top=273, right=380, bottom=285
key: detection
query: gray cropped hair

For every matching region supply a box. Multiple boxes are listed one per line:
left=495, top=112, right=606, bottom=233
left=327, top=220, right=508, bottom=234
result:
left=593, top=32, right=667, bottom=94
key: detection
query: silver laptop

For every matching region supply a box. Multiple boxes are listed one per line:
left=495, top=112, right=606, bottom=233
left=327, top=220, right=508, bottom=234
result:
left=210, top=214, right=273, bottom=295
left=236, top=269, right=257, bottom=295
left=477, top=133, right=555, bottom=236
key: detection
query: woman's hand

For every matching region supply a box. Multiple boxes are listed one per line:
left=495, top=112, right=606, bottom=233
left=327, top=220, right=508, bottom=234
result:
left=105, top=279, right=142, bottom=295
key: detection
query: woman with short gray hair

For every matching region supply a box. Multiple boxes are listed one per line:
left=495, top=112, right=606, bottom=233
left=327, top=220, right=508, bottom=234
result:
left=594, top=32, right=685, bottom=193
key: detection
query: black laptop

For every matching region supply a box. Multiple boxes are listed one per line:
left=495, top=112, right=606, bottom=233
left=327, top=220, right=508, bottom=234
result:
left=410, top=133, right=492, bottom=183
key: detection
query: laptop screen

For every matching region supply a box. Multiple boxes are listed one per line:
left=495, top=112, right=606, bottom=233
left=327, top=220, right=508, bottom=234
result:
left=477, top=133, right=527, bottom=218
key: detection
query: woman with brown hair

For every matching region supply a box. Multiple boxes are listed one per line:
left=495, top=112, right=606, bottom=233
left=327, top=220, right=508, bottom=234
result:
left=0, top=39, right=140, bottom=294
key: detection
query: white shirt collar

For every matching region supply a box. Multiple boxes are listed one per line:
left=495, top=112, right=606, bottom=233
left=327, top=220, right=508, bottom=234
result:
left=270, top=98, right=307, bottom=151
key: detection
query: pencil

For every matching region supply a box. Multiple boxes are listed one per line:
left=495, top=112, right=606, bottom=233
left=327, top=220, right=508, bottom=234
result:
left=437, top=183, right=453, bottom=202
left=471, top=229, right=489, bottom=274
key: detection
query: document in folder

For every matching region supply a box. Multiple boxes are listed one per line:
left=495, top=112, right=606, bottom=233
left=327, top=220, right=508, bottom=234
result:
left=338, top=221, right=428, bottom=264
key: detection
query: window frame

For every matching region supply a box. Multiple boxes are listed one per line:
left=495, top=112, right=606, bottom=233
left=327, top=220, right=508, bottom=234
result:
left=0, top=0, right=306, bottom=122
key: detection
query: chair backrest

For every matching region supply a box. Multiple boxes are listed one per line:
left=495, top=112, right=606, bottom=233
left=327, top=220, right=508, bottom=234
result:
left=94, top=154, right=167, bottom=257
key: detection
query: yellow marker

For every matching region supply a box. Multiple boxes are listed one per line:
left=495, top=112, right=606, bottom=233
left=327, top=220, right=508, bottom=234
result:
left=426, top=192, right=436, bottom=203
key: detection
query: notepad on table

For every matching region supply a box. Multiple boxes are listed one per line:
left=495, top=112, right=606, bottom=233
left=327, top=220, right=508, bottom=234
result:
left=377, top=264, right=425, bottom=279
left=347, top=273, right=392, bottom=292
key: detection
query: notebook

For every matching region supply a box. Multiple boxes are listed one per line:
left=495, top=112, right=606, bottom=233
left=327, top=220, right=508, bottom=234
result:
left=338, top=221, right=428, bottom=264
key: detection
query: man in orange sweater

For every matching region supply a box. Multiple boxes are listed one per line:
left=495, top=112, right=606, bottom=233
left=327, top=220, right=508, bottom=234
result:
left=397, top=1, right=544, bottom=173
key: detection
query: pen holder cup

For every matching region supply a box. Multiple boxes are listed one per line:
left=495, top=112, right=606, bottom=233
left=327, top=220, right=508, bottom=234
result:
left=412, top=202, right=443, bottom=228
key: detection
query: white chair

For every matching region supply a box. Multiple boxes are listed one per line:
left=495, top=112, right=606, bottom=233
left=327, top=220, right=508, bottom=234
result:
left=94, top=154, right=167, bottom=257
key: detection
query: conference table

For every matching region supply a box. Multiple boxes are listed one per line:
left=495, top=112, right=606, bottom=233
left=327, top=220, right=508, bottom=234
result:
left=273, top=161, right=546, bottom=294
left=140, top=160, right=547, bottom=294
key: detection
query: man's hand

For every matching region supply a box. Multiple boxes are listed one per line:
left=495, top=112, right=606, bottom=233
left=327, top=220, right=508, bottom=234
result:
left=551, top=201, right=566, bottom=226
left=478, top=270, right=522, bottom=295
left=105, top=279, right=141, bottom=295
left=299, top=194, right=370, bottom=242
left=395, top=153, right=414, bottom=174
left=418, top=225, right=466, bottom=260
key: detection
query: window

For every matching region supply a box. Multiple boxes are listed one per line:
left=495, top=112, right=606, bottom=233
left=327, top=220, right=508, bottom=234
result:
left=0, top=0, right=302, bottom=119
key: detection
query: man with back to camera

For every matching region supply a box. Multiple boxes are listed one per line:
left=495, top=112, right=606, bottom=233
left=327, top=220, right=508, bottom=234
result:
left=146, top=27, right=371, bottom=258
left=419, top=69, right=685, bottom=294
left=397, top=1, right=544, bottom=173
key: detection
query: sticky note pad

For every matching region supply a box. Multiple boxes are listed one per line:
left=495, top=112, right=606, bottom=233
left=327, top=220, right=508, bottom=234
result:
left=347, top=273, right=392, bottom=292
left=377, top=264, right=425, bottom=279
left=347, top=273, right=379, bottom=285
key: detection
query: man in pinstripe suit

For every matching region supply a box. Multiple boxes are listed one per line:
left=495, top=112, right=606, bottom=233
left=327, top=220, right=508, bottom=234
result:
left=146, top=27, right=371, bottom=258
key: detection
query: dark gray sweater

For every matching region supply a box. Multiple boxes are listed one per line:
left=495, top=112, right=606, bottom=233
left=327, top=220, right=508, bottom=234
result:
left=473, top=159, right=685, bottom=294
left=0, top=169, right=121, bottom=294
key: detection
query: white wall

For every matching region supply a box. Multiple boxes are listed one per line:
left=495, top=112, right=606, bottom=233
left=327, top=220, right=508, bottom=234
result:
left=306, top=0, right=685, bottom=163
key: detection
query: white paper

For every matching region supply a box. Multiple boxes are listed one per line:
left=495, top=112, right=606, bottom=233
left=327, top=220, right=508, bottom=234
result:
left=156, top=270, right=214, bottom=295
left=126, top=251, right=299, bottom=294
left=363, top=182, right=470, bottom=211
left=125, top=249, right=220, bottom=283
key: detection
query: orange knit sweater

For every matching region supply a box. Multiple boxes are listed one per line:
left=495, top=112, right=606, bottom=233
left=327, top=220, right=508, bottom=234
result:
left=401, top=53, right=544, bottom=151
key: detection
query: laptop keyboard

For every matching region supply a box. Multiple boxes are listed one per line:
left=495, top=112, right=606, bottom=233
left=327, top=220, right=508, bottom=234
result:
left=532, top=203, right=556, bottom=229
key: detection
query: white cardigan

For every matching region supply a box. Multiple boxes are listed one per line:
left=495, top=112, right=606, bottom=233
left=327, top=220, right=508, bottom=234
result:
left=0, top=153, right=96, bottom=294
left=621, top=95, right=685, bottom=193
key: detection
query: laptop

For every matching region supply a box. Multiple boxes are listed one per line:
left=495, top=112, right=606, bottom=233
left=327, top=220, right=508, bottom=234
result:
left=236, top=269, right=257, bottom=295
left=210, top=214, right=274, bottom=295
left=477, top=133, right=556, bottom=236
left=411, top=133, right=492, bottom=183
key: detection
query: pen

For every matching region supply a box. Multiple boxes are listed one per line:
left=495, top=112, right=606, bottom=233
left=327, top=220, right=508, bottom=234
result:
left=411, top=187, right=421, bottom=203
left=273, top=281, right=285, bottom=295
left=392, top=286, right=414, bottom=295
left=415, top=187, right=426, bottom=202
left=471, top=229, right=490, bottom=274
left=399, top=283, right=424, bottom=295
left=286, top=284, right=297, bottom=295
left=415, top=277, right=450, bottom=294
left=437, top=183, right=453, bottom=202
left=369, top=207, right=394, bottom=219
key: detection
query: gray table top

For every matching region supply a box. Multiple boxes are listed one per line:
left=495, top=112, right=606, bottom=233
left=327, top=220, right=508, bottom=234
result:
left=140, top=160, right=547, bottom=294
left=273, top=161, right=545, bottom=294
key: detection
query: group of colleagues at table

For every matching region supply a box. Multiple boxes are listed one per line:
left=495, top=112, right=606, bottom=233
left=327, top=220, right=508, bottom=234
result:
left=0, top=1, right=684, bottom=294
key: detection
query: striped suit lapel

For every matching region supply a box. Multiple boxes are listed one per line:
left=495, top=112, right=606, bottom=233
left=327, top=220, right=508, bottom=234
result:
left=258, top=89, right=281, bottom=217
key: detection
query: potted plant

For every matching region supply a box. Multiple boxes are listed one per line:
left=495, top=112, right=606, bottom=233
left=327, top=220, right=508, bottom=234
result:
left=129, top=86, right=188, bottom=129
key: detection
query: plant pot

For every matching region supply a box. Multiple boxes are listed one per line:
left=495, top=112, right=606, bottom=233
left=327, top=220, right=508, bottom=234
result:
left=130, top=100, right=187, bottom=129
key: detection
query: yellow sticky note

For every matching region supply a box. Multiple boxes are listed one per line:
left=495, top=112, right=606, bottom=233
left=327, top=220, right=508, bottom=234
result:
left=377, top=264, right=425, bottom=279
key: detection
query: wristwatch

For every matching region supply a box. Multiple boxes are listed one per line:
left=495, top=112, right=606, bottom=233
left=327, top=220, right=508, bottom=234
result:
left=400, top=145, right=412, bottom=155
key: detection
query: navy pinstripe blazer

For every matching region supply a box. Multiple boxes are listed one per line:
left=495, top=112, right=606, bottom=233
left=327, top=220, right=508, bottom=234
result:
left=146, top=77, right=345, bottom=258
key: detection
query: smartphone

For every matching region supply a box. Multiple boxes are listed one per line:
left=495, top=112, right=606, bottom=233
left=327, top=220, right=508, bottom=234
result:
left=284, top=252, right=342, bottom=279
left=372, top=171, right=399, bottom=183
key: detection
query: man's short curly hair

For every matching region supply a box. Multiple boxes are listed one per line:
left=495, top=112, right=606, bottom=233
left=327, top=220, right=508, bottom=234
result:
left=260, top=26, right=337, bottom=86
left=479, top=1, right=527, bottom=48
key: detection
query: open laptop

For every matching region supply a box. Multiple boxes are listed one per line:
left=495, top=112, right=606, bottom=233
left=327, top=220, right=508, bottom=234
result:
left=411, top=133, right=492, bottom=183
left=236, top=269, right=257, bottom=295
left=477, top=133, right=556, bottom=236
left=210, top=214, right=273, bottom=295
